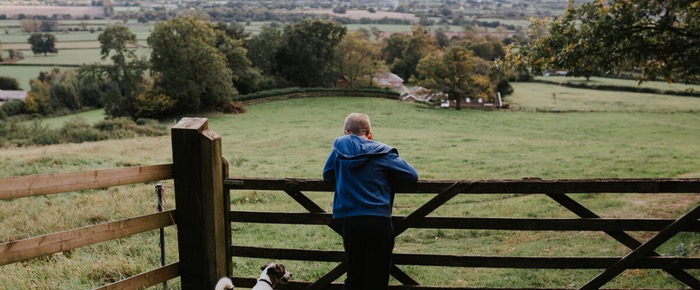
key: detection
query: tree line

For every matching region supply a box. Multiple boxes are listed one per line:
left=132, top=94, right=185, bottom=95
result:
left=5, top=15, right=519, bottom=120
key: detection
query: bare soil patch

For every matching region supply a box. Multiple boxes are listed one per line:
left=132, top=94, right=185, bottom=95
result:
left=1, top=5, right=105, bottom=18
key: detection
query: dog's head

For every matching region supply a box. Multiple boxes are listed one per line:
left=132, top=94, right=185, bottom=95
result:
left=261, top=262, right=291, bottom=286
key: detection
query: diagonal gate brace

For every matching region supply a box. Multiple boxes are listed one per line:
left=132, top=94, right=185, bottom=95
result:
left=285, top=190, right=419, bottom=287
left=580, top=203, right=700, bottom=290
left=547, top=193, right=700, bottom=289
left=394, top=181, right=474, bottom=236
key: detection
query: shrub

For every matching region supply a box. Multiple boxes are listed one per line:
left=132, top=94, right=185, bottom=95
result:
left=94, top=118, right=167, bottom=138
left=31, top=130, right=61, bottom=145
left=0, top=76, right=20, bottom=90
left=60, top=117, right=109, bottom=143
left=237, top=87, right=400, bottom=102
left=133, top=90, right=175, bottom=118
left=26, top=121, right=61, bottom=145
left=1, top=100, right=25, bottom=117
left=0, top=120, right=6, bottom=146
left=219, top=101, right=246, bottom=114
left=24, top=80, right=52, bottom=115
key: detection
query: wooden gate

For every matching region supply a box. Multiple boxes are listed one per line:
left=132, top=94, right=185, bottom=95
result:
left=224, top=178, right=700, bottom=289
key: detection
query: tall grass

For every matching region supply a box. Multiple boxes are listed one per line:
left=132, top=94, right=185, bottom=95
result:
left=1, top=88, right=699, bottom=288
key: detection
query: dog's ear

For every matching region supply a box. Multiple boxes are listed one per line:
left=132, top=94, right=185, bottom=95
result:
left=260, top=263, right=269, bottom=271
left=266, top=263, right=285, bottom=276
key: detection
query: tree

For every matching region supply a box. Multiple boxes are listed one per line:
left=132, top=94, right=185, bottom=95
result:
left=336, top=31, right=383, bottom=88
left=0, top=76, right=20, bottom=90
left=460, top=35, right=506, bottom=62
left=48, top=70, right=81, bottom=110
left=382, top=26, right=437, bottom=81
left=413, top=46, right=494, bottom=110
left=513, top=0, right=700, bottom=83
left=246, top=24, right=284, bottom=89
left=76, top=64, right=107, bottom=108
left=148, top=16, right=237, bottom=113
left=247, top=24, right=283, bottom=76
left=213, top=22, right=262, bottom=95
left=97, top=25, right=148, bottom=117
left=276, top=18, right=347, bottom=87
left=24, top=79, right=52, bottom=115
left=28, top=33, right=58, bottom=55
left=39, top=20, right=60, bottom=32
left=19, top=19, right=41, bottom=33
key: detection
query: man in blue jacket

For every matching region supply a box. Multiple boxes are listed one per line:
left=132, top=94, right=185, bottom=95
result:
left=323, top=113, right=418, bottom=290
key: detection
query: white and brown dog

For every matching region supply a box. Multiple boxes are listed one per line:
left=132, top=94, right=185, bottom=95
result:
left=215, top=262, right=291, bottom=290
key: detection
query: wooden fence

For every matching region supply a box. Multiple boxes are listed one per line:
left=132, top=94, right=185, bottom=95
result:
left=0, top=117, right=231, bottom=289
left=0, top=164, right=179, bottom=289
left=1, top=117, right=699, bottom=289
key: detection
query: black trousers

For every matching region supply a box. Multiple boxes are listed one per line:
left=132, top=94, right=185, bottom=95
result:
left=339, top=216, right=394, bottom=290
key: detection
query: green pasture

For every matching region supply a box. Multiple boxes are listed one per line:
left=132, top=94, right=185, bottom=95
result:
left=537, top=75, right=700, bottom=94
left=38, top=109, right=108, bottom=128
left=508, top=81, right=700, bottom=113
left=0, top=47, right=151, bottom=89
left=16, top=47, right=150, bottom=65
left=478, top=18, right=531, bottom=28
left=18, top=49, right=105, bottom=65
left=0, top=65, right=66, bottom=90
left=1, top=31, right=103, bottom=43
left=2, top=89, right=699, bottom=289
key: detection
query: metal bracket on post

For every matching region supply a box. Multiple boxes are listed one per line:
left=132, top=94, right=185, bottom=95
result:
left=155, top=183, right=167, bottom=290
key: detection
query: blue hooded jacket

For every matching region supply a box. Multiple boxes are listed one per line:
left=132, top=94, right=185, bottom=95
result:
left=323, top=134, right=418, bottom=219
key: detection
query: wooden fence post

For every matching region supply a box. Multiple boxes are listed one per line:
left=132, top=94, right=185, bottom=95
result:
left=171, top=117, right=231, bottom=289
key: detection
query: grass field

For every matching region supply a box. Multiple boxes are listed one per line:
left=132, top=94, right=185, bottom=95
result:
left=508, top=81, right=700, bottom=113
left=0, top=65, right=81, bottom=90
left=537, top=76, right=700, bottom=94
left=1, top=88, right=699, bottom=289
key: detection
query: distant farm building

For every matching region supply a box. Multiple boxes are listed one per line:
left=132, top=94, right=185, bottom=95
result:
left=0, top=90, right=27, bottom=105
left=372, top=72, right=409, bottom=94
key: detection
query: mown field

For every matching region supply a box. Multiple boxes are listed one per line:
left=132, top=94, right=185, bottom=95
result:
left=1, top=85, right=699, bottom=289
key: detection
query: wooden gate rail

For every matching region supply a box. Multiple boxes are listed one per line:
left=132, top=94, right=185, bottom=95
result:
left=231, top=245, right=700, bottom=268
left=224, top=177, right=700, bottom=193
left=224, top=177, right=700, bottom=289
left=231, top=210, right=700, bottom=231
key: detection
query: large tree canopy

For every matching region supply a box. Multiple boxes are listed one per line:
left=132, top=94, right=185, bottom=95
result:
left=382, top=26, right=437, bottom=81
left=148, top=15, right=237, bottom=113
left=276, top=18, right=347, bottom=87
left=97, top=25, right=148, bottom=118
left=413, top=46, right=494, bottom=110
left=512, top=0, right=700, bottom=83
left=213, top=22, right=262, bottom=95
left=336, top=30, right=383, bottom=88
left=28, top=33, right=58, bottom=55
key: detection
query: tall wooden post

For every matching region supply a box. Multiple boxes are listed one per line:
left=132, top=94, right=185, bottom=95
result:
left=171, top=117, right=231, bottom=289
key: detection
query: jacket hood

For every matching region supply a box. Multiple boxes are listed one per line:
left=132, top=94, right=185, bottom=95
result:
left=332, top=134, right=396, bottom=160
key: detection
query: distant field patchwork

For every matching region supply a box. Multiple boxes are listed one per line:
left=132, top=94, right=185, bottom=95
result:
left=0, top=5, right=105, bottom=18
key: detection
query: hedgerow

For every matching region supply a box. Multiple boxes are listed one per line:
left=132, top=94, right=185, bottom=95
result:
left=0, top=117, right=168, bottom=147
left=237, top=87, right=400, bottom=103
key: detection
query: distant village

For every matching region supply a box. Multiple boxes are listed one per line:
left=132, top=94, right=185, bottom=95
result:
left=0, top=0, right=581, bottom=19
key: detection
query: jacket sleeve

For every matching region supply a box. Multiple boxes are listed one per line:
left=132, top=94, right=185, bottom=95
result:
left=322, top=150, right=336, bottom=182
left=385, top=152, right=418, bottom=183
